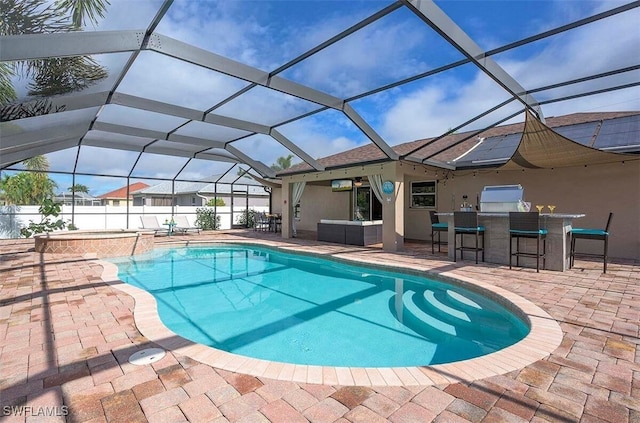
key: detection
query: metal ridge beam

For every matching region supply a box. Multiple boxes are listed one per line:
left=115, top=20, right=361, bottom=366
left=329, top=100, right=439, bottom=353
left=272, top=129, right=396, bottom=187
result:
left=402, top=0, right=544, bottom=121
left=91, top=121, right=226, bottom=149
left=1, top=139, right=80, bottom=168
left=0, top=30, right=144, bottom=61
left=270, top=129, right=324, bottom=171
left=148, top=34, right=345, bottom=109
left=343, top=103, right=399, bottom=160
left=225, top=145, right=276, bottom=178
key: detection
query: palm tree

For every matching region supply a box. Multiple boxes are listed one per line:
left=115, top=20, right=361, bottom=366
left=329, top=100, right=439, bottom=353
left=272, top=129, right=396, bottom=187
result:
left=0, top=155, right=57, bottom=204
left=271, top=154, right=295, bottom=171
left=68, top=184, right=89, bottom=194
left=23, top=155, right=49, bottom=172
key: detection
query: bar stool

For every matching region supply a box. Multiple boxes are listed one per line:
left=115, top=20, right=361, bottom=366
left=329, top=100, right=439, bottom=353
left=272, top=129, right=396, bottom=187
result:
left=453, top=211, right=485, bottom=264
left=570, top=212, right=613, bottom=273
left=509, top=212, right=547, bottom=272
left=429, top=210, right=448, bottom=254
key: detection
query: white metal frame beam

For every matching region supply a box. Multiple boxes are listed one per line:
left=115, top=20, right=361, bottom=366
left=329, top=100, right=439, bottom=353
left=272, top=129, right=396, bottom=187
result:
left=401, top=0, right=544, bottom=121
left=91, top=121, right=227, bottom=149
left=1, top=139, right=81, bottom=168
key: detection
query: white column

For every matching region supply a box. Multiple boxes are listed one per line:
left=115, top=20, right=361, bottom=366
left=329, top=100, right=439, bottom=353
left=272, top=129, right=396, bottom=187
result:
left=281, top=181, right=292, bottom=238
left=382, top=166, right=404, bottom=252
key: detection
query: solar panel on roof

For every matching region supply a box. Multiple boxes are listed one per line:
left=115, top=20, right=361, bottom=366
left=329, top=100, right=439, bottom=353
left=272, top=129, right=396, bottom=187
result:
left=454, top=133, right=521, bottom=167
left=553, top=121, right=598, bottom=146
left=594, top=115, right=640, bottom=148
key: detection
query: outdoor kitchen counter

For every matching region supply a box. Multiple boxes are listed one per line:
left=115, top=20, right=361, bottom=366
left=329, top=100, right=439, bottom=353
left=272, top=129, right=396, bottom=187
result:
left=437, top=213, right=585, bottom=271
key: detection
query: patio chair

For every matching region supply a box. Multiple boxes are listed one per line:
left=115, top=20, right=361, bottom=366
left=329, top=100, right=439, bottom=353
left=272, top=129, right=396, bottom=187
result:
left=254, top=212, right=270, bottom=231
left=174, top=215, right=200, bottom=234
left=509, top=212, right=547, bottom=272
left=271, top=214, right=282, bottom=232
left=453, top=211, right=484, bottom=264
left=429, top=210, right=448, bottom=254
left=140, top=216, right=169, bottom=236
left=570, top=212, right=613, bottom=273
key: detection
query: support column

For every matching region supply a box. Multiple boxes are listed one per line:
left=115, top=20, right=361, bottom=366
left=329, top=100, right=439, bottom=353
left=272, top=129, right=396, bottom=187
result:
left=382, top=166, right=404, bottom=252
left=281, top=181, right=292, bottom=238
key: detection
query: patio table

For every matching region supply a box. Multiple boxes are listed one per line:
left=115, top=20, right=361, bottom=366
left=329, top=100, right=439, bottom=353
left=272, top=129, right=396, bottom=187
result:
left=162, top=222, right=177, bottom=236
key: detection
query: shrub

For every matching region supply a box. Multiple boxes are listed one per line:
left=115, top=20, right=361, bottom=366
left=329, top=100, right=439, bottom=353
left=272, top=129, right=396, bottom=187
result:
left=195, top=207, right=220, bottom=230
left=20, top=198, right=67, bottom=237
left=235, top=208, right=260, bottom=228
left=206, top=197, right=225, bottom=206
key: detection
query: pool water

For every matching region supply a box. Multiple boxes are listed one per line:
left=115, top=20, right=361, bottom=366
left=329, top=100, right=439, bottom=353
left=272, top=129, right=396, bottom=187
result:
left=109, top=245, right=529, bottom=367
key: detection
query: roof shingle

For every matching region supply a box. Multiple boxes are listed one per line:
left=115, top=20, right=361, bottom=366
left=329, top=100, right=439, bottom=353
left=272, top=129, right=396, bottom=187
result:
left=279, top=111, right=640, bottom=175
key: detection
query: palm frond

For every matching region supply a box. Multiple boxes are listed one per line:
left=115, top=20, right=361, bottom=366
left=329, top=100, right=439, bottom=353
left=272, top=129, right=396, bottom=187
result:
left=0, top=98, right=66, bottom=122
left=26, top=56, right=108, bottom=97
left=55, top=0, right=110, bottom=28
left=0, top=63, right=17, bottom=106
left=0, top=0, right=70, bottom=36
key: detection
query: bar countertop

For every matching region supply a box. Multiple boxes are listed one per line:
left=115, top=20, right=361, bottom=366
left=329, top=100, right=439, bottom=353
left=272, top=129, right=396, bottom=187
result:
left=436, top=212, right=585, bottom=219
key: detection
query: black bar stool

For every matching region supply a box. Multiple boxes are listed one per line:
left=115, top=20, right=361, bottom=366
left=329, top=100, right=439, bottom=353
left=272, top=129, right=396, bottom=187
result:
left=509, top=212, right=547, bottom=272
left=429, top=210, right=448, bottom=254
left=570, top=212, right=613, bottom=273
left=453, top=211, right=484, bottom=264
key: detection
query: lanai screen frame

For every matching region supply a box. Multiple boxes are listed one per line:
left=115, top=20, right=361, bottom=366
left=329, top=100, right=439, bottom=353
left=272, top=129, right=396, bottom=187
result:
left=1, top=0, right=639, bottom=225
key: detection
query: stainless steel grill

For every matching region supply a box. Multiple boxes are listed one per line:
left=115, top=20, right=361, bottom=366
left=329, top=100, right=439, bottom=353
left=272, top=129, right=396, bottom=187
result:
left=480, top=185, right=524, bottom=212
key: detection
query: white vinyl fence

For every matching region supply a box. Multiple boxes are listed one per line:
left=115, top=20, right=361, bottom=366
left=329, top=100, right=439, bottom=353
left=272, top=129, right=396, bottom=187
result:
left=0, top=205, right=269, bottom=239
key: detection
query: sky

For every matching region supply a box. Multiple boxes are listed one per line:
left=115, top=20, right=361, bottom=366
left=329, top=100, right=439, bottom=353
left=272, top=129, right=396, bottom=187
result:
left=5, top=0, right=639, bottom=196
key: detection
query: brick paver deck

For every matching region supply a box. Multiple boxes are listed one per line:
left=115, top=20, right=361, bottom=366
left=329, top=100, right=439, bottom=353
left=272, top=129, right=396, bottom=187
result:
left=1, top=231, right=638, bottom=422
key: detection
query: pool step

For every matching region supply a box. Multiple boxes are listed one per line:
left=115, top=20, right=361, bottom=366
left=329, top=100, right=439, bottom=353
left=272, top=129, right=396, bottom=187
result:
left=446, top=289, right=483, bottom=311
left=402, top=290, right=456, bottom=337
left=422, top=290, right=472, bottom=325
left=413, top=288, right=506, bottom=330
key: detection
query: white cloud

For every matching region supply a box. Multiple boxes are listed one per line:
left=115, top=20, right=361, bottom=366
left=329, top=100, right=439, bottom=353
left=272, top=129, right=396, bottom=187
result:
left=286, top=20, right=429, bottom=97
left=376, top=0, right=640, bottom=143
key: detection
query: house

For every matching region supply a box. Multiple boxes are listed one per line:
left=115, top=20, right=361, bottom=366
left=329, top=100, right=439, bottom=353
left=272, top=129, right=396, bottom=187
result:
left=54, top=191, right=101, bottom=206
left=98, top=182, right=150, bottom=207
left=132, top=174, right=270, bottom=207
left=275, top=111, right=640, bottom=261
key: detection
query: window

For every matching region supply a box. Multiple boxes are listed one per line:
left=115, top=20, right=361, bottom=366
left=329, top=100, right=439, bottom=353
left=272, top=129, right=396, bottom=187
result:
left=410, top=181, right=436, bottom=208
left=113, top=200, right=120, bottom=206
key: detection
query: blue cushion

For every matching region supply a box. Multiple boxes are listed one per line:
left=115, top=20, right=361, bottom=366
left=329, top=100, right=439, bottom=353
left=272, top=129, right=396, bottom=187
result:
left=455, top=226, right=485, bottom=232
left=572, top=228, right=608, bottom=236
left=510, top=229, right=547, bottom=235
left=432, top=223, right=448, bottom=229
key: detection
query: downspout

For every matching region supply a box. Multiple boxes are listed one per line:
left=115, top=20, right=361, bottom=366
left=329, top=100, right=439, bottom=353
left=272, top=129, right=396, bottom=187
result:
left=196, top=192, right=208, bottom=205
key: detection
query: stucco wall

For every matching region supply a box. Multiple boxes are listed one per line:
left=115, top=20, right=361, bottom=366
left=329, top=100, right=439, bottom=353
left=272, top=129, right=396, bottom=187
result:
left=296, top=184, right=351, bottom=231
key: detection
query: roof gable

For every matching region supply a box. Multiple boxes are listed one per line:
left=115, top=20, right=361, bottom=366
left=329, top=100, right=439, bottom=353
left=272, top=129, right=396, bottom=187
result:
left=98, top=182, right=150, bottom=199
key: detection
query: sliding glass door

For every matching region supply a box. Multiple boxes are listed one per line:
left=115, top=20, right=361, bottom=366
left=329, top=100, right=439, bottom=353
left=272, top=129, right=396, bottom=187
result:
left=355, top=186, right=382, bottom=221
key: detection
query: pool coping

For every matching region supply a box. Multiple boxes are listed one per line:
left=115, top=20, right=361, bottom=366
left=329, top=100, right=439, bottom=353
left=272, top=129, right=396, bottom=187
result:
left=94, top=239, right=564, bottom=387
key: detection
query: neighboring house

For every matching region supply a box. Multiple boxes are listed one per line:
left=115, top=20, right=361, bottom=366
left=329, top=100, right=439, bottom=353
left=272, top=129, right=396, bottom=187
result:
left=132, top=174, right=270, bottom=207
left=54, top=192, right=101, bottom=206
left=98, top=182, right=150, bottom=207
left=275, top=111, right=640, bottom=261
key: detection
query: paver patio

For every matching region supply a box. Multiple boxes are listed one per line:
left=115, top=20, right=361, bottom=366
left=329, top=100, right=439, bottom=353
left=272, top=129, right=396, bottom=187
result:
left=0, top=230, right=638, bottom=422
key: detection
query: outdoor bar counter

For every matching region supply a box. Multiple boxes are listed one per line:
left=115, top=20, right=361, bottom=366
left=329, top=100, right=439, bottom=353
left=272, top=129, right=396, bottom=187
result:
left=438, top=213, right=584, bottom=271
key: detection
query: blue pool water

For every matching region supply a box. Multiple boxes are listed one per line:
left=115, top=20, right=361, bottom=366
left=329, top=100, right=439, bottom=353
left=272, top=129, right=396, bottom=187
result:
left=109, top=245, right=529, bottom=367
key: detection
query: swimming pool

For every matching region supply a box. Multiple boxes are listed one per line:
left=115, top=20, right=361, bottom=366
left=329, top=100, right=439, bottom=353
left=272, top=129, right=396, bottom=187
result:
left=109, top=244, right=529, bottom=367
